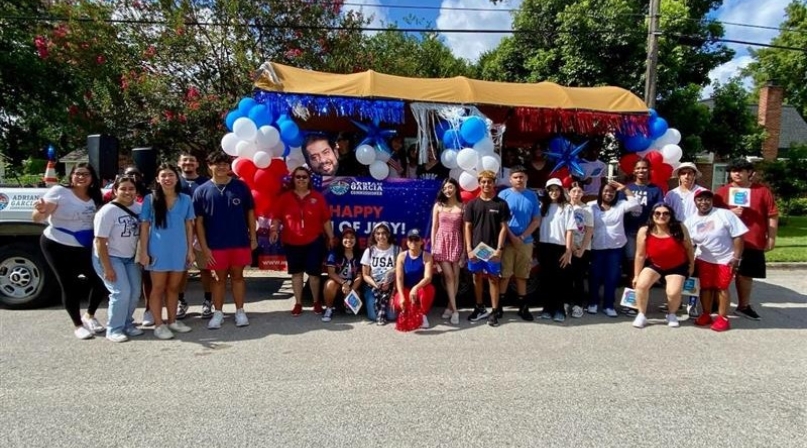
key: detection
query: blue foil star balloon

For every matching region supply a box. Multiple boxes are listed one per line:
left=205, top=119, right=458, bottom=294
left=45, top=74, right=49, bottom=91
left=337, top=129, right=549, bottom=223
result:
left=351, top=118, right=397, bottom=154
left=545, top=139, right=588, bottom=178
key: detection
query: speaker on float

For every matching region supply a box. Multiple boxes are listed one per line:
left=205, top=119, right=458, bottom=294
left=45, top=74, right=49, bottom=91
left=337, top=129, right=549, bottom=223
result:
left=132, top=147, right=157, bottom=187
left=87, top=134, right=120, bottom=181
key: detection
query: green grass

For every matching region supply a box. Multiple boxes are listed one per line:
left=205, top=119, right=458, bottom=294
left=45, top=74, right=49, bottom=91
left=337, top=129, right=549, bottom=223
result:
left=768, top=216, right=807, bottom=262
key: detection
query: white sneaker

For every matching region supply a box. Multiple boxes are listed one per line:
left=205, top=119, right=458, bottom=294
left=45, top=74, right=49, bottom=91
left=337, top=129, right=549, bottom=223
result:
left=106, top=333, right=128, bottom=343
left=604, top=308, right=618, bottom=318
left=571, top=306, right=584, bottom=318
left=74, top=326, right=93, bottom=340
left=81, top=316, right=105, bottom=334
left=142, top=310, right=155, bottom=327
left=450, top=311, right=460, bottom=325
left=234, top=309, right=249, bottom=327
left=420, top=315, right=430, bottom=329
left=168, top=321, right=192, bottom=333
left=587, top=305, right=598, bottom=315
left=632, top=313, right=647, bottom=328
left=154, top=324, right=174, bottom=340
left=666, top=313, right=680, bottom=328
left=125, top=326, right=144, bottom=337
left=208, top=311, right=224, bottom=329
left=441, top=308, right=453, bottom=319
left=321, top=307, right=334, bottom=322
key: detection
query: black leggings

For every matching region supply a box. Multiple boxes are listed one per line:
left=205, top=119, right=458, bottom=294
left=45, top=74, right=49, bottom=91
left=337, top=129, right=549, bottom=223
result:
left=538, top=243, right=573, bottom=315
left=570, top=250, right=590, bottom=308
left=40, top=235, right=106, bottom=327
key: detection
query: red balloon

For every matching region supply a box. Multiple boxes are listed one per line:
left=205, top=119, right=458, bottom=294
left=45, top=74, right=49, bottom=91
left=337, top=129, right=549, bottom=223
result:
left=253, top=168, right=279, bottom=190
left=551, top=167, right=570, bottom=180
left=644, top=150, right=663, bottom=166
left=460, top=188, right=479, bottom=203
left=619, top=153, right=640, bottom=175
left=251, top=189, right=272, bottom=218
left=651, top=163, right=673, bottom=194
left=561, top=175, right=573, bottom=189
left=233, top=158, right=257, bottom=185
left=267, top=159, right=289, bottom=178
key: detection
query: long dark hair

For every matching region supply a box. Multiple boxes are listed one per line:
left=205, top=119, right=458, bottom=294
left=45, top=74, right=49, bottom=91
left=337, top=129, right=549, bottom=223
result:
left=541, top=184, right=569, bottom=216
left=596, top=180, right=619, bottom=210
left=152, top=163, right=182, bottom=229
left=334, top=228, right=362, bottom=260
left=66, top=162, right=103, bottom=207
left=645, top=203, right=685, bottom=242
left=367, top=222, right=396, bottom=247
left=435, top=178, right=461, bottom=205
left=112, top=176, right=137, bottom=202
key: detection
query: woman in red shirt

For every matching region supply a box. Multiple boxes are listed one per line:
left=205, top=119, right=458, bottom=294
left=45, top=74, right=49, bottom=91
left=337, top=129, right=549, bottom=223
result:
left=632, top=203, right=695, bottom=328
left=269, top=166, right=335, bottom=316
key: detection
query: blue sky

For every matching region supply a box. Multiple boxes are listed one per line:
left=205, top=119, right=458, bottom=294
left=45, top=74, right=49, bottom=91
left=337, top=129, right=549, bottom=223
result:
left=344, top=0, right=791, bottom=95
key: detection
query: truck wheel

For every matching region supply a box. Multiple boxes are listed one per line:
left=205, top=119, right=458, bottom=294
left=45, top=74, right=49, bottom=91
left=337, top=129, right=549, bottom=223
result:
left=0, top=243, right=56, bottom=309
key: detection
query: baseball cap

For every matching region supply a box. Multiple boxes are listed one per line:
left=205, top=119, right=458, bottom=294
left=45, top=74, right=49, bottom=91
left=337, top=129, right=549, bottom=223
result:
left=406, top=228, right=422, bottom=239
left=340, top=226, right=356, bottom=237
left=545, top=178, right=563, bottom=189
left=673, top=162, right=701, bottom=178
left=694, top=189, right=714, bottom=199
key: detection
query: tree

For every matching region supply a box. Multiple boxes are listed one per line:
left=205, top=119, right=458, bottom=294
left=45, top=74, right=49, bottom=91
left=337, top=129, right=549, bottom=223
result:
left=760, top=145, right=807, bottom=218
left=744, top=0, right=807, bottom=118
left=364, top=26, right=472, bottom=78
left=655, top=83, right=711, bottom=159
left=701, top=78, right=766, bottom=159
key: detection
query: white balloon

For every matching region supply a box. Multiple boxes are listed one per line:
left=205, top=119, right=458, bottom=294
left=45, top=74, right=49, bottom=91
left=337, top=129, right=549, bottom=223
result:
left=667, top=128, right=682, bottom=145
left=661, top=144, right=683, bottom=164
left=458, top=171, right=479, bottom=191
left=369, top=160, right=389, bottom=180
left=252, top=151, right=272, bottom=169
left=376, top=149, right=391, bottom=162
left=668, top=160, right=681, bottom=170
left=289, top=146, right=303, bottom=157
left=481, top=155, right=501, bottom=173
left=449, top=167, right=463, bottom=180
left=286, top=156, right=305, bottom=171
left=355, top=144, right=376, bottom=165
left=269, top=141, right=286, bottom=158
left=655, top=128, right=682, bottom=147
left=256, top=125, right=280, bottom=150
left=473, top=137, right=494, bottom=155
left=456, top=147, right=480, bottom=171
left=233, top=117, right=258, bottom=142
left=441, top=149, right=459, bottom=169
left=221, top=133, right=240, bottom=156
left=236, top=140, right=257, bottom=159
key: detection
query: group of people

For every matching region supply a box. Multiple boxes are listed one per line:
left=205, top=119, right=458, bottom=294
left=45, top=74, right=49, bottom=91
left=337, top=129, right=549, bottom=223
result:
left=35, top=144, right=777, bottom=340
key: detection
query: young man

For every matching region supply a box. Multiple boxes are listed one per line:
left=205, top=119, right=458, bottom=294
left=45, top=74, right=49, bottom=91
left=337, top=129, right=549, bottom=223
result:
left=193, top=152, right=257, bottom=329
left=303, top=134, right=340, bottom=176
left=176, top=150, right=213, bottom=319
left=664, top=162, right=707, bottom=222
left=464, top=170, right=510, bottom=327
left=714, top=159, right=778, bottom=321
left=497, top=166, right=541, bottom=321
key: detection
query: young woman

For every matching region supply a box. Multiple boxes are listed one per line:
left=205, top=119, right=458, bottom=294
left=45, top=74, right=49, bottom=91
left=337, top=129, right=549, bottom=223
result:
left=92, top=176, right=143, bottom=342
left=322, top=227, right=363, bottom=322
left=568, top=183, right=594, bottom=318
left=587, top=180, right=639, bottom=317
left=33, top=163, right=107, bottom=339
left=361, top=222, right=399, bottom=325
left=430, top=178, right=464, bottom=325
left=394, top=228, right=435, bottom=330
left=632, top=203, right=695, bottom=329
left=139, top=164, right=195, bottom=340
left=538, top=178, right=576, bottom=322
left=269, top=166, right=334, bottom=316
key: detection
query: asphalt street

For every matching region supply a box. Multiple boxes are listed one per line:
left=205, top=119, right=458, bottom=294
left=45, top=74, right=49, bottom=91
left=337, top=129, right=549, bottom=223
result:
left=1, top=268, right=805, bottom=448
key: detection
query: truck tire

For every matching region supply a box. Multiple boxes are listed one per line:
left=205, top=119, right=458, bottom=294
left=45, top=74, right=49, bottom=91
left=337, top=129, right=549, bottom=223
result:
left=0, top=242, right=56, bottom=309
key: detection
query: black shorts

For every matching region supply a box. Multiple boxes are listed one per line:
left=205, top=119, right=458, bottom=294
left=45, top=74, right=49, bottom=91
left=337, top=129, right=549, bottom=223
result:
left=645, top=260, right=688, bottom=278
left=738, top=248, right=766, bottom=279
left=284, top=238, right=325, bottom=276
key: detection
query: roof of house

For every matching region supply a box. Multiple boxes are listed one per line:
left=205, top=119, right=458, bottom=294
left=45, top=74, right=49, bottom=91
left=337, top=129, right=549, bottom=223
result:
left=58, top=148, right=88, bottom=163
left=700, top=99, right=807, bottom=156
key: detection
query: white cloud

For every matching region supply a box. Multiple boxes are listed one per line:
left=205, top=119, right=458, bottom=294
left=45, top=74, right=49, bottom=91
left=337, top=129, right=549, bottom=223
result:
left=436, top=0, right=522, bottom=62
left=701, top=55, right=754, bottom=98
left=345, top=0, right=390, bottom=31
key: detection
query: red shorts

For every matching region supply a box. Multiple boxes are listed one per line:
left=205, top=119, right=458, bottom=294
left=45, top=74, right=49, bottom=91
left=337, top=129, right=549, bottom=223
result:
left=208, top=247, right=252, bottom=271
left=696, top=259, right=734, bottom=290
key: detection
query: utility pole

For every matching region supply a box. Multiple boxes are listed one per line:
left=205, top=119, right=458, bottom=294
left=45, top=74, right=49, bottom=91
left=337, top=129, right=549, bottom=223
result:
left=643, top=0, right=661, bottom=109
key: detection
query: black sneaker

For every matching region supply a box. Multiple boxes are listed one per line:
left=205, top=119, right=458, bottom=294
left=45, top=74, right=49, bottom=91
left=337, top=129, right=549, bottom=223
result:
left=735, top=305, right=761, bottom=321
left=517, top=304, right=534, bottom=322
left=176, top=299, right=189, bottom=320
left=468, top=305, right=490, bottom=322
left=623, top=307, right=638, bottom=317
left=494, top=307, right=503, bottom=319
left=487, top=313, right=499, bottom=327
left=201, top=300, right=213, bottom=319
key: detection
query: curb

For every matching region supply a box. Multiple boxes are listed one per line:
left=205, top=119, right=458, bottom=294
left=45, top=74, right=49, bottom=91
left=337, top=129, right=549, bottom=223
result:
left=768, top=262, right=807, bottom=270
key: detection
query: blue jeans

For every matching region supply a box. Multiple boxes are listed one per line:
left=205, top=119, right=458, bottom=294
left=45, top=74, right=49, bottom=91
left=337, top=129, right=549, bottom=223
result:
left=364, top=286, right=398, bottom=322
left=589, top=248, right=623, bottom=310
left=92, top=255, right=142, bottom=336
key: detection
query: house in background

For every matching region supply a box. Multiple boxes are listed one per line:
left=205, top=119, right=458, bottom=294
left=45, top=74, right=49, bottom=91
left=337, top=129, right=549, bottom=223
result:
left=698, top=84, right=807, bottom=190
left=58, top=148, right=89, bottom=176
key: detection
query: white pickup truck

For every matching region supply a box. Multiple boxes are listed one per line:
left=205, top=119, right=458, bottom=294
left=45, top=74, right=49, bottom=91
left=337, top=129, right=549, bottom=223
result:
left=0, top=187, right=55, bottom=309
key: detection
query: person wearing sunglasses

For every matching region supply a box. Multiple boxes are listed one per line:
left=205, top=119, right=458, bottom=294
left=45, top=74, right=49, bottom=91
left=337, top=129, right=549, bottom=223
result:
left=269, top=166, right=334, bottom=316
left=631, top=204, right=695, bottom=329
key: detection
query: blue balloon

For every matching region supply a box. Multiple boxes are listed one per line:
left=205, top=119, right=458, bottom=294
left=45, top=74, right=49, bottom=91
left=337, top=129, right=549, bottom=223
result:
left=623, top=133, right=652, bottom=153
left=648, top=117, right=668, bottom=140
left=548, top=136, right=570, bottom=154
left=648, top=108, right=658, bottom=119
left=288, top=132, right=304, bottom=148
left=282, top=143, right=291, bottom=157
left=278, top=120, right=300, bottom=144
left=225, top=110, right=242, bottom=131
left=248, top=104, right=274, bottom=128
left=460, top=116, right=487, bottom=145
left=238, top=98, right=257, bottom=115
left=443, top=129, right=462, bottom=150
left=435, top=120, right=451, bottom=141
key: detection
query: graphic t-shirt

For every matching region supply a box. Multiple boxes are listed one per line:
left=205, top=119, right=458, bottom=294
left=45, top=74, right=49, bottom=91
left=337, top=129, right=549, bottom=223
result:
left=42, top=186, right=97, bottom=247
left=463, top=196, right=511, bottom=248
left=714, top=183, right=778, bottom=250
left=684, top=208, right=748, bottom=264
left=326, top=251, right=361, bottom=281
left=93, top=202, right=142, bottom=258
left=360, top=245, right=399, bottom=283
left=571, top=204, right=594, bottom=251
left=622, top=183, right=664, bottom=235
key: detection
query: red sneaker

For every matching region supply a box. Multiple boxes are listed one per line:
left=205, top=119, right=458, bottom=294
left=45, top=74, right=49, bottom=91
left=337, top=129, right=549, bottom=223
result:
left=291, top=303, right=303, bottom=316
left=313, top=301, right=324, bottom=314
left=711, top=315, right=730, bottom=332
left=694, top=313, right=713, bottom=327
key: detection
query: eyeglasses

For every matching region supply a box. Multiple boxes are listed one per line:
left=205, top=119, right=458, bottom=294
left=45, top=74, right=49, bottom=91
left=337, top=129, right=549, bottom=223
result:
left=294, top=175, right=309, bottom=180
left=653, top=211, right=671, bottom=217
left=72, top=172, right=91, bottom=178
